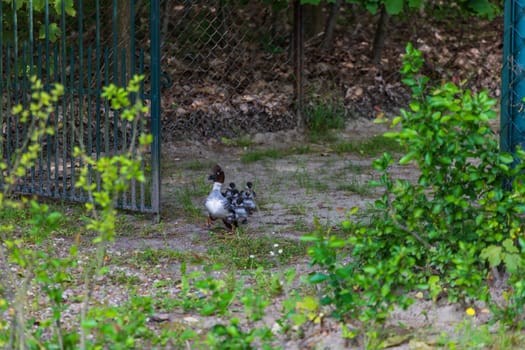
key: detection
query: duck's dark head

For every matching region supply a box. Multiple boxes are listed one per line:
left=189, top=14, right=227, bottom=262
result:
left=208, top=164, right=225, bottom=183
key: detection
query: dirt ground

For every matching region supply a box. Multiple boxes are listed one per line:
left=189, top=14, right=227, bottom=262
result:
left=85, top=118, right=497, bottom=349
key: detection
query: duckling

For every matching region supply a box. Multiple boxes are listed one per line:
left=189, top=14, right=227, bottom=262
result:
left=231, top=195, right=248, bottom=225
left=223, top=182, right=237, bottom=201
left=241, top=181, right=257, bottom=215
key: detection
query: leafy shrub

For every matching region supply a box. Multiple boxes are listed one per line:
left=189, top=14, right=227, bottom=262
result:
left=0, top=75, right=158, bottom=349
left=304, top=43, right=525, bottom=335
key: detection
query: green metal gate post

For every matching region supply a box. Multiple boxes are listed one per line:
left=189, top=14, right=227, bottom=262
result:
left=501, top=0, right=525, bottom=153
left=150, top=0, right=161, bottom=219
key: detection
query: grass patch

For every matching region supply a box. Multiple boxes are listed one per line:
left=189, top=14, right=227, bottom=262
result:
left=294, top=168, right=330, bottom=192
left=286, top=203, right=307, bottom=215
left=437, top=322, right=525, bottom=350
left=334, top=135, right=404, bottom=156
left=304, top=100, right=346, bottom=142
left=342, top=161, right=366, bottom=174
left=207, top=234, right=308, bottom=269
left=181, top=159, right=216, bottom=171
left=172, top=178, right=210, bottom=221
left=106, top=270, right=142, bottom=286
left=0, top=200, right=91, bottom=237
left=292, top=218, right=310, bottom=232
left=241, top=148, right=285, bottom=163
left=221, top=135, right=254, bottom=148
left=174, top=188, right=202, bottom=219
left=125, top=247, right=206, bottom=266
left=307, top=131, right=340, bottom=144
left=336, top=177, right=371, bottom=196
left=240, top=145, right=312, bottom=163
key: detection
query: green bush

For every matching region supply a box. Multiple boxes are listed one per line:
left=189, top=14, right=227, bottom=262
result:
left=304, top=43, right=525, bottom=336
left=0, top=75, right=157, bottom=349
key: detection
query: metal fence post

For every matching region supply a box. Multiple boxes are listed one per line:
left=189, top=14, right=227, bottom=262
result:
left=150, top=0, right=161, bottom=220
left=294, top=0, right=304, bottom=130
left=501, top=0, right=525, bottom=154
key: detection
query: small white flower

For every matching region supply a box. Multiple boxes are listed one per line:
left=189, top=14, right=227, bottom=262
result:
left=270, top=251, right=275, bottom=256
left=274, top=243, right=279, bottom=248
left=249, top=255, right=255, bottom=259
left=278, top=249, right=283, bottom=254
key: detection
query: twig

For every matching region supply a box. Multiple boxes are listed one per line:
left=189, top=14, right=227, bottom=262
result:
left=389, top=212, right=433, bottom=249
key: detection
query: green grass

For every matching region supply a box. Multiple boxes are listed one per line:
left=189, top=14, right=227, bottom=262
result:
left=181, top=159, right=216, bottom=171
left=240, top=145, right=312, bottom=163
left=0, top=204, right=30, bottom=223
left=124, top=247, right=205, bottom=266
left=286, top=203, right=307, bottom=216
left=342, top=161, right=366, bottom=174
left=173, top=178, right=209, bottom=221
left=436, top=321, right=525, bottom=350
left=333, top=135, right=404, bottom=156
left=336, top=177, right=371, bottom=196
left=207, top=234, right=308, bottom=269
left=291, top=218, right=310, bottom=232
left=293, top=167, right=329, bottom=192
left=221, top=135, right=254, bottom=148
left=307, top=131, right=340, bottom=144
left=304, top=100, right=346, bottom=142
left=106, top=270, right=142, bottom=286
left=0, top=200, right=91, bottom=237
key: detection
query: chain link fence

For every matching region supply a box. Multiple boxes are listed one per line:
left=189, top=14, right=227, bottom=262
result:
left=159, top=0, right=297, bottom=141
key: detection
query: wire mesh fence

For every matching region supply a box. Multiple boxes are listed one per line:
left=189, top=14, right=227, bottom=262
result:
left=159, top=0, right=298, bottom=141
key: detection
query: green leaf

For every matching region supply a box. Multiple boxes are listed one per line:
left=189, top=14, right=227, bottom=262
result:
left=384, top=0, right=404, bottom=15
left=363, top=266, right=377, bottom=275
left=480, top=245, right=502, bottom=267
left=365, top=2, right=379, bottom=14
left=296, top=296, right=319, bottom=311
left=399, top=151, right=417, bottom=165
left=503, top=238, right=519, bottom=254
left=467, top=0, right=497, bottom=19
left=309, top=273, right=328, bottom=284
left=381, top=284, right=391, bottom=297
left=504, top=253, right=521, bottom=273
left=407, top=0, right=422, bottom=7
left=499, top=153, right=514, bottom=164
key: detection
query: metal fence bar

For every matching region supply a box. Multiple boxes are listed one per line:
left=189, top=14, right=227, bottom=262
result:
left=138, top=49, right=145, bottom=210
left=501, top=0, right=525, bottom=154
left=150, top=0, right=161, bottom=217
left=294, top=0, right=304, bottom=129
left=2, top=0, right=166, bottom=208
left=0, top=4, right=3, bottom=166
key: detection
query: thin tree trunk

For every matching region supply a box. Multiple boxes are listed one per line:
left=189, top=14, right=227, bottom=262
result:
left=321, top=0, right=342, bottom=52
left=371, top=4, right=389, bottom=64
left=303, top=2, right=326, bottom=40
left=117, top=0, right=132, bottom=81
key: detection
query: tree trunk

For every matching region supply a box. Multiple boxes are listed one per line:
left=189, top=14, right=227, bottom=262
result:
left=321, top=0, right=342, bottom=52
left=303, top=2, right=326, bottom=41
left=117, top=0, right=132, bottom=81
left=371, top=4, right=389, bottom=65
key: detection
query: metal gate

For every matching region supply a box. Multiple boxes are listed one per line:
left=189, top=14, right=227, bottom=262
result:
left=0, top=0, right=161, bottom=214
